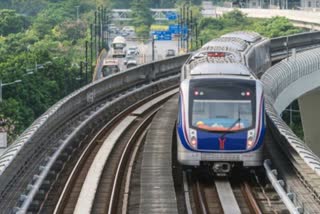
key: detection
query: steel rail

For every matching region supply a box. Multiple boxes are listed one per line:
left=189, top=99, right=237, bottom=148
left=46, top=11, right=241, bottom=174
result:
left=107, top=109, right=158, bottom=214
left=241, top=181, right=262, bottom=214
left=53, top=88, right=177, bottom=214
left=121, top=129, right=147, bottom=214
left=182, top=171, right=192, bottom=214
left=195, top=180, right=208, bottom=214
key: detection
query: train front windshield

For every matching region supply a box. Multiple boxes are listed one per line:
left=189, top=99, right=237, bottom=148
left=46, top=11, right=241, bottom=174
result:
left=189, top=79, right=256, bottom=132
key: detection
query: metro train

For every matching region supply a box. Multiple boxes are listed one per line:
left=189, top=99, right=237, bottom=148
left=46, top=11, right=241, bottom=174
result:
left=176, top=32, right=271, bottom=174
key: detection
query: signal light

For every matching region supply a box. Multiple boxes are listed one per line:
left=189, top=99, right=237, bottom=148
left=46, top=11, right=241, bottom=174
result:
left=208, top=52, right=225, bottom=57
left=246, top=91, right=251, bottom=96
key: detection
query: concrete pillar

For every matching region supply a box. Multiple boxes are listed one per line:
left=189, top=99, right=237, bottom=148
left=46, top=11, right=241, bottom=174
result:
left=298, top=90, right=320, bottom=156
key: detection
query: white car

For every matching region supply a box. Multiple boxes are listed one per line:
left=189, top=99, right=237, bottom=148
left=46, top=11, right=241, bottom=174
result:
left=127, top=47, right=139, bottom=55
left=126, top=59, right=138, bottom=68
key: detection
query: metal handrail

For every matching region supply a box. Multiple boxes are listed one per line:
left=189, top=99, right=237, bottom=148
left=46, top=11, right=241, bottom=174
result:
left=262, top=47, right=320, bottom=175
left=264, top=160, right=303, bottom=214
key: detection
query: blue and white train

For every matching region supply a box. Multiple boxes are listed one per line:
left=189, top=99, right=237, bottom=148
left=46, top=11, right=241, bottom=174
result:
left=177, top=32, right=271, bottom=174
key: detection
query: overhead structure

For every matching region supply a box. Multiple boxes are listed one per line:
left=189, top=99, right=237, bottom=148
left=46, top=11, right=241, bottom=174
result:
left=112, top=9, right=177, bottom=21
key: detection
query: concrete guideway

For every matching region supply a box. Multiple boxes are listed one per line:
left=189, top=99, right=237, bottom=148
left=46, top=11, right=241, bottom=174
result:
left=138, top=96, right=179, bottom=213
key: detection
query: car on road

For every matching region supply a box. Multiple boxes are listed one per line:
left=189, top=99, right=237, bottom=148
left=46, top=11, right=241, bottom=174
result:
left=165, top=49, right=176, bottom=57
left=126, top=59, right=138, bottom=69
left=127, top=46, right=139, bottom=55
left=124, top=55, right=136, bottom=65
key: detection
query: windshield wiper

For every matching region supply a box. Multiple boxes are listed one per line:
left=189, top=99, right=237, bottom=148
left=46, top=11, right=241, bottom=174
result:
left=220, top=106, right=241, bottom=139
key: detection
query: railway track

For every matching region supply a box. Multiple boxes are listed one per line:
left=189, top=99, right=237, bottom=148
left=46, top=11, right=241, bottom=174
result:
left=38, top=88, right=178, bottom=214
left=183, top=168, right=288, bottom=214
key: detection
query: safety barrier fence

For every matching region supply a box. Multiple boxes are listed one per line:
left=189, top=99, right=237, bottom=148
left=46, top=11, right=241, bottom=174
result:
left=270, top=31, right=320, bottom=61
left=262, top=48, right=320, bottom=207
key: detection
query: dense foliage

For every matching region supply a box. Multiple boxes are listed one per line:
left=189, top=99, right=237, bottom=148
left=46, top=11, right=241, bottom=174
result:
left=131, top=0, right=154, bottom=39
left=0, top=0, right=98, bottom=142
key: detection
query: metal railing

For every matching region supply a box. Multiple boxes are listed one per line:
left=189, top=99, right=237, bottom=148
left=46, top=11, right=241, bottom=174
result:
left=262, top=47, right=320, bottom=175
left=264, top=160, right=303, bottom=214
left=270, top=32, right=320, bottom=61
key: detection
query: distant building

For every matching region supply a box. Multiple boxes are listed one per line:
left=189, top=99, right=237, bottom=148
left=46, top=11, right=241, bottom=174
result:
left=301, top=0, right=320, bottom=8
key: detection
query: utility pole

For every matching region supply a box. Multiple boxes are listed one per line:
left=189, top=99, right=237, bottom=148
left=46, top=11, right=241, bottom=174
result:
left=179, top=7, right=182, bottom=52
left=190, top=10, right=193, bottom=51
left=186, top=5, right=189, bottom=52
left=195, top=18, right=198, bottom=49
left=79, top=61, right=83, bottom=88
left=106, top=13, right=109, bottom=51
left=75, top=5, right=80, bottom=23
left=152, top=35, right=157, bottom=61
left=182, top=4, right=186, bottom=50
left=94, top=11, right=98, bottom=57
left=90, top=24, right=94, bottom=80
left=85, top=41, right=88, bottom=84
left=100, top=7, right=104, bottom=50
left=97, top=7, right=101, bottom=52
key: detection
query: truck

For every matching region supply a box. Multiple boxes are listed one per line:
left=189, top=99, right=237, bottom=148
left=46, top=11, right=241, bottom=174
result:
left=102, top=59, right=120, bottom=77
left=111, top=36, right=126, bottom=58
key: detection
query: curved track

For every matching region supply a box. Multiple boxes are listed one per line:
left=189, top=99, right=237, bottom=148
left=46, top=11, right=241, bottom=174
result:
left=40, top=88, right=178, bottom=214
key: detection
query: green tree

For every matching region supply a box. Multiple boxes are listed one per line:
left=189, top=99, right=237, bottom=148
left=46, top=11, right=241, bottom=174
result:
left=131, top=0, right=154, bottom=39
left=0, top=9, right=30, bottom=36
left=131, top=0, right=154, bottom=27
left=253, top=16, right=302, bottom=37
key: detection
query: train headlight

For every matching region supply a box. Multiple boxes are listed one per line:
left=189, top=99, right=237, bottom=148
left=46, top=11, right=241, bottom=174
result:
left=190, top=129, right=197, bottom=149
left=247, top=129, right=255, bottom=149
left=191, top=137, right=197, bottom=148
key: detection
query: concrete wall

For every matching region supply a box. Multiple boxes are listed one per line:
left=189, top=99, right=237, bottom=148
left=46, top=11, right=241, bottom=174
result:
left=298, top=90, right=320, bottom=155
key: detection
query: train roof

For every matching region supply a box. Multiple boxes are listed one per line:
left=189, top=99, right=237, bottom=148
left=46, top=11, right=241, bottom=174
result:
left=194, top=46, right=242, bottom=62
left=187, top=57, right=252, bottom=77
left=203, top=37, right=248, bottom=51
left=221, top=31, right=262, bottom=43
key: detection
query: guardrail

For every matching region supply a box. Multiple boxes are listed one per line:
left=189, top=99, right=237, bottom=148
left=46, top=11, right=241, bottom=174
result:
left=270, top=31, right=320, bottom=61
left=264, top=160, right=303, bottom=214
left=262, top=47, right=320, bottom=175
left=0, top=54, right=189, bottom=196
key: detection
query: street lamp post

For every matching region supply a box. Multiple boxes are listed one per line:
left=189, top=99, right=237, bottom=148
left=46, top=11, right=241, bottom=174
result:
left=152, top=35, right=155, bottom=61
left=0, top=79, right=22, bottom=102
